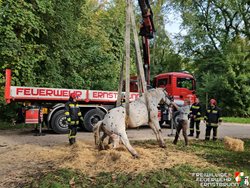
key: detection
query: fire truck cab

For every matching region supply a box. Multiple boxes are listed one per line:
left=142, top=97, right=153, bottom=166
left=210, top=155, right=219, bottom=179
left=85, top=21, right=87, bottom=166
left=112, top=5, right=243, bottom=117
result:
left=153, top=72, right=196, bottom=105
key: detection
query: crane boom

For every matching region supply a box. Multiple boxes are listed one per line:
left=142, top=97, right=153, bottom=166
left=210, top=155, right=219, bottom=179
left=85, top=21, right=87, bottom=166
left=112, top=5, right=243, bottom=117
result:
left=138, top=0, right=155, bottom=84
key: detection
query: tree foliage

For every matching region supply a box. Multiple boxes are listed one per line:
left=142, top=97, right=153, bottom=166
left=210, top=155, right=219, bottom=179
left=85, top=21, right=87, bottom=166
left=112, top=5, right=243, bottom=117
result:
left=168, top=0, right=250, bottom=116
left=0, top=0, right=249, bottom=119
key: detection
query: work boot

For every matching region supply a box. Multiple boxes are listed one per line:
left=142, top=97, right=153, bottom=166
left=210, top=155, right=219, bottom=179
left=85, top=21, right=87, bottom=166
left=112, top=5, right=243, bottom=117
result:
left=69, top=138, right=76, bottom=145
left=188, top=134, right=193, bottom=137
left=196, top=134, right=199, bottom=139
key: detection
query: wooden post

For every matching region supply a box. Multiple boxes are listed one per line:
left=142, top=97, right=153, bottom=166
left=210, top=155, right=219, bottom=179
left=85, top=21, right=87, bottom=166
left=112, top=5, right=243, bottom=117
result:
left=130, top=5, right=147, bottom=94
left=116, top=58, right=125, bottom=107
left=135, top=57, right=143, bottom=96
left=125, top=0, right=131, bottom=116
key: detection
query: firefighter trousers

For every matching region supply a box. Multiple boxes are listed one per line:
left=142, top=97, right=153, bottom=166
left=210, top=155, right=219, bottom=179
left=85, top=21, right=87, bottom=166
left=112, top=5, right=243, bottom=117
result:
left=189, top=119, right=200, bottom=137
left=68, top=121, right=79, bottom=145
left=173, top=120, right=188, bottom=145
left=205, top=124, right=218, bottom=141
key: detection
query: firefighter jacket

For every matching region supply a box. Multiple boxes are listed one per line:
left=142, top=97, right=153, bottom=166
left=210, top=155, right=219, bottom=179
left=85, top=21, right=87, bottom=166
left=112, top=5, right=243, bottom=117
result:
left=190, top=102, right=202, bottom=121
left=204, top=106, right=222, bottom=125
left=64, top=99, right=83, bottom=123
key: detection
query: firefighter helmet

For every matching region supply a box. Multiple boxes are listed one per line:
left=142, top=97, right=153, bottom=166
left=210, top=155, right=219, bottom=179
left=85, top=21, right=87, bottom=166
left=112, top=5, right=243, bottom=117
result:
left=210, top=99, right=217, bottom=105
left=70, top=92, right=78, bottom=99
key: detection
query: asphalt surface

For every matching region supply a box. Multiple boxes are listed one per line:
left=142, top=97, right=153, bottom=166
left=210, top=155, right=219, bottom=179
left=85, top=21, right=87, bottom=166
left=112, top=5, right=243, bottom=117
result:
left=1, top=122, right=249, bottom=148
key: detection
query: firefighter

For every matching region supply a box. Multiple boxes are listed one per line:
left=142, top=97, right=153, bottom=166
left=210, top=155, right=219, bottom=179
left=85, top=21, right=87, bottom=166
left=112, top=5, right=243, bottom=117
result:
left=65, top=93, right=84, bottom=145
left=204, top=99, right=222, bottom=141
left=188, top=97, right=202, bottom=138
left=172, top=99, right=190, bottom=146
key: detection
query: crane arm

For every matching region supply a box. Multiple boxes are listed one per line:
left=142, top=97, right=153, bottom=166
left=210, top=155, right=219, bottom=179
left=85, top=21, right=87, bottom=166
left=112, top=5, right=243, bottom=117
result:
left=138, top=0, right=155, bottom=39
left=138, top=0, right=155, bottom=84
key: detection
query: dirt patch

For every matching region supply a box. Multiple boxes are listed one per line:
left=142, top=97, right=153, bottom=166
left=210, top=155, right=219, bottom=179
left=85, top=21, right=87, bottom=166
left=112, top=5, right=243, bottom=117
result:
left=0, top=140, right=214, bottom=187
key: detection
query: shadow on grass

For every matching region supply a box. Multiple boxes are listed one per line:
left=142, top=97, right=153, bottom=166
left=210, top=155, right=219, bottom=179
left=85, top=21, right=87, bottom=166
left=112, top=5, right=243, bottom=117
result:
left=187, top=139, right=250, bottom=174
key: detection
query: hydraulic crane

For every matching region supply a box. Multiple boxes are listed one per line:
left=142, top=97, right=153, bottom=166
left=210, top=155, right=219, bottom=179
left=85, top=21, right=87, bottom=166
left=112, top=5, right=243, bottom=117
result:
left=138, top=0, right=155, bottom=85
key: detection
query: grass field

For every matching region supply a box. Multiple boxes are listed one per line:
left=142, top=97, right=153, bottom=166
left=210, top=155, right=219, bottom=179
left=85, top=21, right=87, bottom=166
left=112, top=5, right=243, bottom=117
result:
left=222, top=117, right=250, bottom=124
left=25, top=139, right=250, bottom=188
left=0, top=121, right=32, bottom=130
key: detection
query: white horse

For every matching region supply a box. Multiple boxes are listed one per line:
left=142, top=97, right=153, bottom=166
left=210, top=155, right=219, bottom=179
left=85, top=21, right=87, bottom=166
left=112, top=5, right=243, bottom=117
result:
left=94, top=88, right=171, bottom=157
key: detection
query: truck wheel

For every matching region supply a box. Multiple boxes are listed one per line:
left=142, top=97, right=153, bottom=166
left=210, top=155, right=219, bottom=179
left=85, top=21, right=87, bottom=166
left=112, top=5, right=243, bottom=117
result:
left=84, top=109, right=105, bottom=132
left=51, top=110, right=68, bottom=134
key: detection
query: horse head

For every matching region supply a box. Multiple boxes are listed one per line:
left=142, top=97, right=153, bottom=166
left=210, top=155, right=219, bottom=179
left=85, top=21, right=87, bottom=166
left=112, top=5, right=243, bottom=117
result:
left=156, top=88, right=172, bottom=106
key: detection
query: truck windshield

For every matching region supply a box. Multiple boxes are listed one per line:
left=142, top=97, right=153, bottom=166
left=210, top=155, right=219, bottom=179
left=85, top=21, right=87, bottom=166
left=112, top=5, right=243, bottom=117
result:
left=177, top=78, right=194, bottom=90
left=157, top=78, right=168, bottom=87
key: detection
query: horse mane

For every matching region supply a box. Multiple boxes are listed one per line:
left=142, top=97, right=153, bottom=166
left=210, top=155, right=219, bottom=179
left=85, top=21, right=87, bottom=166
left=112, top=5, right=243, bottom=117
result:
left=148, top=88, right=164, bottom=98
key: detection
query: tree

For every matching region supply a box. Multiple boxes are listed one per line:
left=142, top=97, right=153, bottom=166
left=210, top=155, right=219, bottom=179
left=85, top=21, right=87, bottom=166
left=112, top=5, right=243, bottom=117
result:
left=150, top=0, right=186, bottom=78
left=167, top=0, right=250, bottom=116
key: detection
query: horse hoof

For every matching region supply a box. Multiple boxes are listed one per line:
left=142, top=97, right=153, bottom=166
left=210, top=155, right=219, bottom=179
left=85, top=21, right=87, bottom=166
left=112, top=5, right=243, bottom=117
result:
left=160, top=144, right=166, bottom=148
left=133, top=154, right=139, bottom=159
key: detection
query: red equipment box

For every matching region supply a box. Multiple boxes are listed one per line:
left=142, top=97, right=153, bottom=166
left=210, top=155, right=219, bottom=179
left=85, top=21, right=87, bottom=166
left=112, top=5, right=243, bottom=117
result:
left=25, top=108, right=39, bottom=124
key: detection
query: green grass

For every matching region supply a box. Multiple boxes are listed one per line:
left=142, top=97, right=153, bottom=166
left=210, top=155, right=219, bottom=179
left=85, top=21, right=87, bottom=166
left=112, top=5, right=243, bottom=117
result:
left=0, top=121, right=33, bottom=130
left=23, top=139, right=250, bottom=188
left=188, top=139, right=250, bottom=173
left=222, top=117, right=250, bottom=124
left=27, top=166, right=214, bottom=188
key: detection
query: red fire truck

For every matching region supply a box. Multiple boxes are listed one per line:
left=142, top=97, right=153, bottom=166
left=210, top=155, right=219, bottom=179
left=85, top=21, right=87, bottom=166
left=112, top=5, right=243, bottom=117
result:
left=4, top=69, right=196, bottom=133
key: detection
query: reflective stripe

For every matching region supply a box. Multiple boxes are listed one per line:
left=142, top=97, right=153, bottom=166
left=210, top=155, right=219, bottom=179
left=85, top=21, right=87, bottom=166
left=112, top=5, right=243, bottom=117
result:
left=211, top=123, right=218, bottom=127
left=76, top=121, right=79, bottom=124
left=69, top=104, right=74, bottom=107
left=68, top=130, right=72, bottom=138
left=68, top=130, right=76, bottom=138
left=67, top=118, right=71, bottom=122
left=212, top=110, right=218, bottom=114
left=65, top=112, right=70, bottom=115
left=78, top=112, right=82, bottom=116
left=190, top=128, right=194, bottom=130
left=71, top=121, right=75, bottom=125
left=197, top=112, right=201, bottom=115
left=206, top=123, right=218, bottom=127
left=191, top=106, right=200, bottom=109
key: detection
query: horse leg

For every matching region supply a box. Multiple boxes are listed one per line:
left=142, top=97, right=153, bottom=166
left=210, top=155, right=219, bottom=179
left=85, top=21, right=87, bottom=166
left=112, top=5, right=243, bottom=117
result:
left=110, top=134, right=120, bottom=148
left=99, top=132, right=108, bottom=150
left=149, top=119, right=166, bottom=148
left=93, top=121, right=104, bottom=149
left=119, top=132, right=139, bottom=158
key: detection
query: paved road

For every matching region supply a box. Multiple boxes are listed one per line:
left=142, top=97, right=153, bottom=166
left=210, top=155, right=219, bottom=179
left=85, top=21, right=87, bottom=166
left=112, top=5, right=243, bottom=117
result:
left=125, top=122, right=250, bottom=141
left=0, top=122, right=249, bottom=148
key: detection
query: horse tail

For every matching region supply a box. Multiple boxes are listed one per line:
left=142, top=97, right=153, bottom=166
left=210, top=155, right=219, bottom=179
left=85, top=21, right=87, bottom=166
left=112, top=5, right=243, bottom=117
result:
left=93, top=120, right=103, bottom=146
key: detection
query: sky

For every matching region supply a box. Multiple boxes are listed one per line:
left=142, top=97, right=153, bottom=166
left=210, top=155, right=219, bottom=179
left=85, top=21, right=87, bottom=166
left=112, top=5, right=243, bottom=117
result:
left=165, top=15, right=182, bottom=34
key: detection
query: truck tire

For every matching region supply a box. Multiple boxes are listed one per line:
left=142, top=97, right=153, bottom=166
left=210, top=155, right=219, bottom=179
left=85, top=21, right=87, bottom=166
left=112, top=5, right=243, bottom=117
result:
left=84, top=109, right=105, bottom=132
left=51, top=110, right=68, bottom=134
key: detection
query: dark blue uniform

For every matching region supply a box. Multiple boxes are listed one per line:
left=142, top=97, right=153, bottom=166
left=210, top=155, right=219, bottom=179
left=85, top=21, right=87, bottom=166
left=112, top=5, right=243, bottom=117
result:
left=189, top=102, right=202, bottom=138
left=65, top=98, right=83, bottom=144
left=204, top=106, right=222, bottom=140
